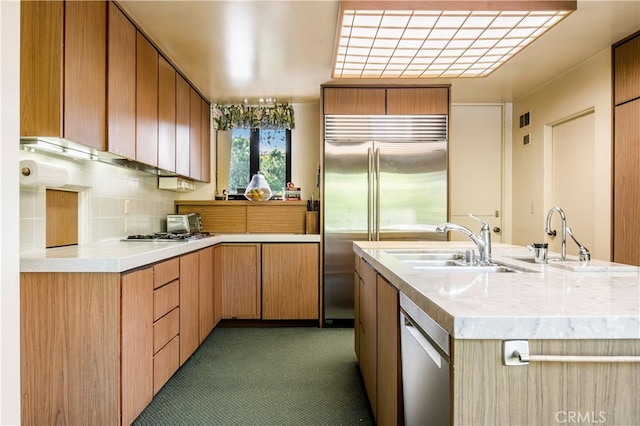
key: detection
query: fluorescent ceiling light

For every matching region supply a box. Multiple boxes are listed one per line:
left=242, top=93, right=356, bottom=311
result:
left=333, top=1, right=576, bottom=78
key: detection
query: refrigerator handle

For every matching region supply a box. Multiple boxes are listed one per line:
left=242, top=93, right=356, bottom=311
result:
left=375, top=147, right=381, bottom=241
left=367, top=147, right=373, bottom=241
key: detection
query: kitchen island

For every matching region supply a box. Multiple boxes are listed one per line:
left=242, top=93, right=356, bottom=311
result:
left=354, top=241, right=640, bottom=425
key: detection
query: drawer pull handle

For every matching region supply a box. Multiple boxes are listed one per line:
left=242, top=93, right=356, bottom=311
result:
left=503, top=340, right=640, bottom=366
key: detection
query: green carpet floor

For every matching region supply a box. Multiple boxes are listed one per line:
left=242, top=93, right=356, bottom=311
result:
left=133, top=326, right=375, bottom=425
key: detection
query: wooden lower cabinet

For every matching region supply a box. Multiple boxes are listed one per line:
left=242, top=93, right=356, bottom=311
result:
left=216, top=243, right=262, bottom=319
left=121, top=267, right=154, bottom=425
left=262, top=243, right=319, bottom=320
left=179, top=251, right=200, bottom=364
left=21, top=272, right=122, bottom=426
left=358, top=258, right=378, bottom=419
left=376, top=275, right=401, bottom=426
left=199, top=246, right=215, bottom=342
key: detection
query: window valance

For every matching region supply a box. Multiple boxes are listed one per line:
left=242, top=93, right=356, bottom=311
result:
left=212, top=103, right=295, bottom=131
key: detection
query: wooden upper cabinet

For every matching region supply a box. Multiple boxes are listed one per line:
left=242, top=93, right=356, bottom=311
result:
left=158, top=56, right=177, bottom=172
left=386, top=87, right=449, bottom=115
left=201, top=97, right=211, bottom=183
left=21, top=0, right=107, bottom=150
left=107, top=2, right=136, bottom=159
left=63, top=1, right=107, bottom=150
left=614, top=35, right=640, bottom=106
left=136, top=32, right=159, bottom=167
left=189, top=88, right=203, bottom=180
left=175, top=74, right=191, bottom=177
left=323, top=87, right=386, bottom=115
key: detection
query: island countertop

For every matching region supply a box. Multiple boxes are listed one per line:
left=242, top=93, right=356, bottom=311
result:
left=354, top=241, right=640, bottom=340
left=21, top=234, right=320, bottom=273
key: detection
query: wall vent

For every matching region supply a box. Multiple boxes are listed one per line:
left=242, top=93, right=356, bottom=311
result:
left=523, top=134, right=531, bottom=145
left=519, top=111, right=530, bottom=128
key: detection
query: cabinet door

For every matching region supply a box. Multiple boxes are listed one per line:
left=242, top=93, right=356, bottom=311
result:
left=376, top=275, right=400, bottom=426
left=64, top=0, right=107, bottom=150
left=323, top=87, right=386, bottom=115
left=217, top=244, right=261, bottom=319
left=121, top=267, right=154, bottom=426
left=386, top=87, right=449, bottom=115
left=175, top=74, right=191, bottom=176
left=359, top=258, right=378, bottom=417
left=107, top=2, right=136, bottom=159
left=20, top=0, right=64, bottom=138
left=354, top=268, right=360, bottom=363
left=189, top=88, right=202, bottom=180
left=158, top=56, right=177, bottom=172
left=614, top=35, right=640, bottom=106
left=262, top=243, right=319, bottom=320
left=179, top=252, right=200, bottom=364
left=136, top=32, right=159, bottom=167
left=199, top=247, right=215, bottom=342
left=201, top=97, right=211, bottom=182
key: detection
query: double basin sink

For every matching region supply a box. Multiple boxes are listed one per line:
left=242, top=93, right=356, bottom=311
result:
left=386, top=250, right=530, bottom=273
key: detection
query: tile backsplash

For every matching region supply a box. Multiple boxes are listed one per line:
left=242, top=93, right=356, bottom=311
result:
left=20, top=151, right=177, bottom=251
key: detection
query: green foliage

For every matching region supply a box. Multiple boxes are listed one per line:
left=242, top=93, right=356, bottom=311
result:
left=229, top=135, right=250, bottom=191
left=260, top=148, right=286, bottom=191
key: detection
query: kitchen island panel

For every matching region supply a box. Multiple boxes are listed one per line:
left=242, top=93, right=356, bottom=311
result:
left=452, top=338, right=640, bottom=425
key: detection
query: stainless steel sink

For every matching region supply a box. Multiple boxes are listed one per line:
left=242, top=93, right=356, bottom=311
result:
left=384, top=250, right=523, bottom=273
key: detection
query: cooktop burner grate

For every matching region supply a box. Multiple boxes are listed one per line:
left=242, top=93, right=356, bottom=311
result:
left=122, top=232, right=211, bottom=242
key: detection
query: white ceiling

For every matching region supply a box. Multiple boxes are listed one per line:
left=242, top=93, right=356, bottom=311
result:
left=117, top=1, right=640, bottom=104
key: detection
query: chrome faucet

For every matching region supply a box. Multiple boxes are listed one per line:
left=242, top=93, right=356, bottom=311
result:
left=567, top=227, right=591, bottom=262
left=545, top=206, right=567, bottom=260
left=436, top=214, right=492, bottom=265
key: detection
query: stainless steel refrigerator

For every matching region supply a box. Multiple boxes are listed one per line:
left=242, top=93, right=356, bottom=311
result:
left=323, top=115, right=448, bottom=324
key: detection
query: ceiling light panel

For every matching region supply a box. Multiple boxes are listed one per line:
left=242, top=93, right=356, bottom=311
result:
left=332, top=1, right=575, bottom=79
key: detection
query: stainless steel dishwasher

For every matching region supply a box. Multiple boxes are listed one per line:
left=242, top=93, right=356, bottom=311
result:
left=400, top=292, right=451, bottom=426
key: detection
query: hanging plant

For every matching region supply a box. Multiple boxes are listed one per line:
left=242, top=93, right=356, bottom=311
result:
left=211, top=103, right=295, bottom=131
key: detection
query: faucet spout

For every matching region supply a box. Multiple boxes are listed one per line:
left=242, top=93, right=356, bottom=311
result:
left=545, top=206, right=567, bottom=260
left=436, top=214, right=492, bottom=264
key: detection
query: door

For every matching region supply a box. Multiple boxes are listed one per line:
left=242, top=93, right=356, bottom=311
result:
left=449, top=105, right=503, bottom=242
left=376, top=141, right=447, bottom=240
left=324, top=140, right=371, bottom=321
left=551, top=112, right=595, bottom=257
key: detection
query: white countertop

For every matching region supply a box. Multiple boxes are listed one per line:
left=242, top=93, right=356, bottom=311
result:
left=354, top=241, right=640, bottom=340
left=21, top=234, right=320, bottom=273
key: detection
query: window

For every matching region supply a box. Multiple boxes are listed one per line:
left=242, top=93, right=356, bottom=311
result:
left=229, top=128, right=291, bottom=194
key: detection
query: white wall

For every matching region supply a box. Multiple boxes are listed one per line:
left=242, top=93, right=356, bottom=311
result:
left=511, top=49, right=612, bottom=259
left=1, top=1, right=21, bottom=423
left=20, top=152, right=177, bottom=250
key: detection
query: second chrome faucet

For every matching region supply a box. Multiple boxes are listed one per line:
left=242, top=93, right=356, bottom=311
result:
left=545, top=206, right=591, bottom=262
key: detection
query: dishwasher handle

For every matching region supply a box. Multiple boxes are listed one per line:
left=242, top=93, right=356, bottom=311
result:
left=402, top=311, right=448, bottom=367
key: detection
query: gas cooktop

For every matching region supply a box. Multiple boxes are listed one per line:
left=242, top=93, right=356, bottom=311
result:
left=122, top=232, right=211, bottom=242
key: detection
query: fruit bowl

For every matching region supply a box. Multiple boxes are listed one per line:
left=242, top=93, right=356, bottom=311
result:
left=245, top=187, right=272, bottom=201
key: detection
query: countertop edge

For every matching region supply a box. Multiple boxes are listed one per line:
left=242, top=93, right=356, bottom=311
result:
left=21, top=234, right=321, bottom=273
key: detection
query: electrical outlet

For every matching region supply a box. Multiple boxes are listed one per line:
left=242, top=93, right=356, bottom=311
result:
left=124, top=199, right=130, bottom=214
left=124, top=217, right=129, bottom=233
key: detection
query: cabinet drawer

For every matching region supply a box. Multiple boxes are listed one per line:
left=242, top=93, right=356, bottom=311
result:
left=153, top=279, right=179, bottom=321
left=153, top=307, right=179, bottom=354
left=154, top=257, right=179, bottom=289
left=153, top=335, right=179, bottom=395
